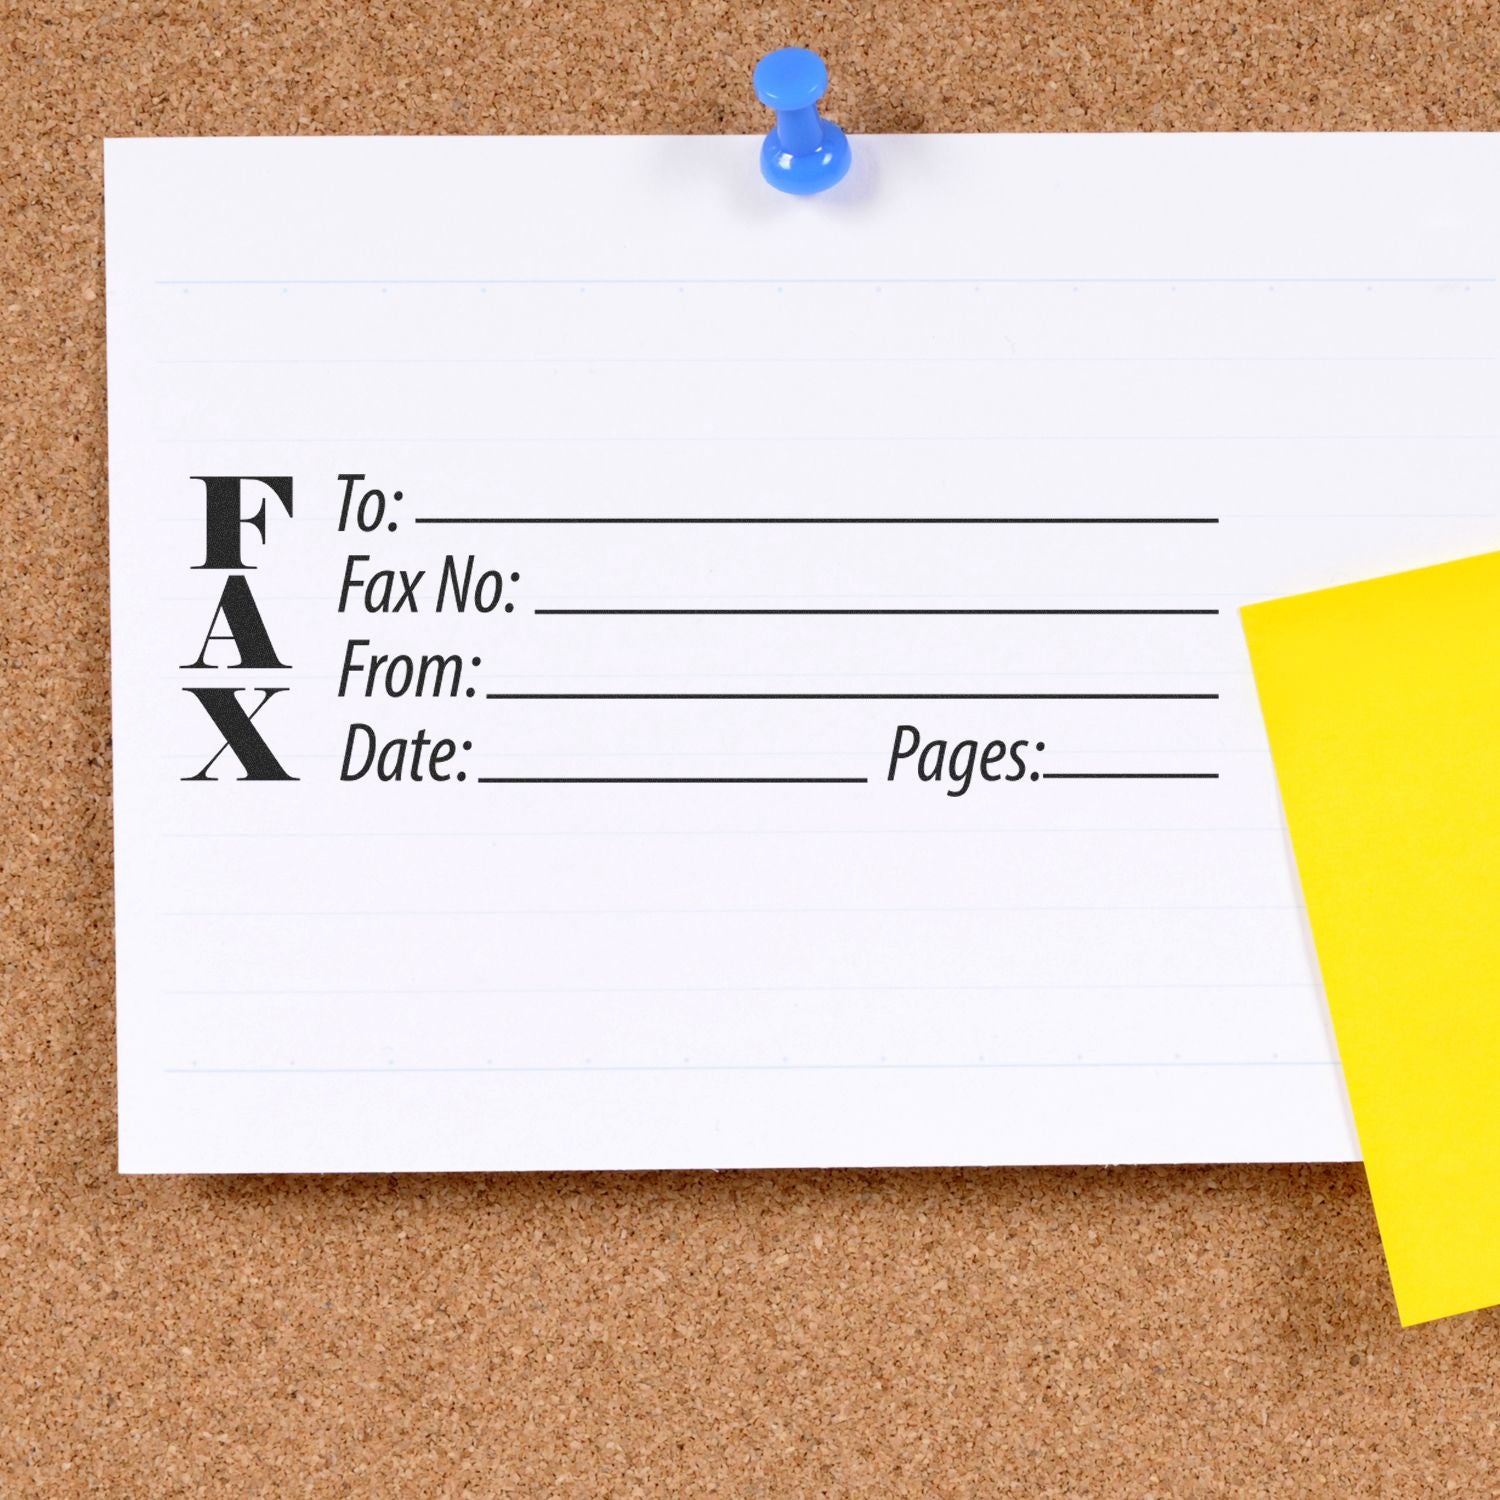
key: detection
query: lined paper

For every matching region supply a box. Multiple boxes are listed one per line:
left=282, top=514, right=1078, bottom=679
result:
left=104, top=134, right=1500, bottom=1171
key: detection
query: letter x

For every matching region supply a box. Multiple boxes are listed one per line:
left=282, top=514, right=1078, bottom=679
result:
left=183, top=687, right=298, bottom=782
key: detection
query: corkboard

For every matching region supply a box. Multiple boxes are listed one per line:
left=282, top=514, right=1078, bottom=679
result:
left=5, top=3, right=1500, bottom=1493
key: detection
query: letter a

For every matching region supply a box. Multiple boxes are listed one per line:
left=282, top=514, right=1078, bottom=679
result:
left=181, top=575, right=290, bottom=670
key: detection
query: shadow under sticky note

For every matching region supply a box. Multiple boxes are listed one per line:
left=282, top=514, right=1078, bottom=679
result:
left=1243, top=550, right=1500, bottom=1325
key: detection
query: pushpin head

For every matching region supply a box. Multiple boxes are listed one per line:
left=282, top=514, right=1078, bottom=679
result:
left=754, top=48, right=851, bottom=196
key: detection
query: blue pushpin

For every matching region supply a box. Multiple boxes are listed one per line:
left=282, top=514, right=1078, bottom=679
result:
left=754, top=48, right=851, bottom=196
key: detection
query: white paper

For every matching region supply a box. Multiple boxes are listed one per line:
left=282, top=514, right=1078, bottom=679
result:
left=104, top=133, right=1500, bottom=1171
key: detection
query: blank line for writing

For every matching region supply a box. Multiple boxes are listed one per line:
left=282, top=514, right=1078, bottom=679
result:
left=1044, top=772, right=1220, bottom=779
left=160, top=824, right=1285, bottom=840
left=418, top=515, right=1219, bottom=526
left=165, top=435, right=1500, bottom=446
left=476, top=775, right=867, bottom=785
left=473, top=771, right=1219, bottom=784
left=164, top=1060, right=1337, bottom=1076
left=535, top=607, right=1220, bottom=617
left=157, top=275, right=1490, bottom=286
left=485, top=692, right=1219, bottom=701
left=170, top=981, right=1316, bottom=996
left=166, top=981, right=1318, bottom=996
left=157, top=353, right=1500, bottom=367
left=169, top=902, right=1289, bottom=918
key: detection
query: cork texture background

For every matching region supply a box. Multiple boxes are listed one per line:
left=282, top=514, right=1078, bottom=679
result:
left=4, top=2, right=1500, bottom=1494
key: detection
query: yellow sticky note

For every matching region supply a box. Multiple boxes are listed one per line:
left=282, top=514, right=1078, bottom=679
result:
left=1242, top=550, right=1500, bottom=1325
